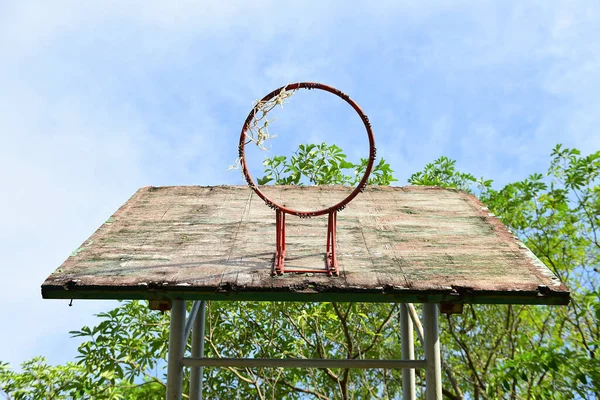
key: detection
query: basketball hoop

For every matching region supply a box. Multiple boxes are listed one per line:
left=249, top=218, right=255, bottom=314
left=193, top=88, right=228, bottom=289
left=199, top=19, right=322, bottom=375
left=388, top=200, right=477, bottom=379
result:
left=238, top=82, right=376, bottom=276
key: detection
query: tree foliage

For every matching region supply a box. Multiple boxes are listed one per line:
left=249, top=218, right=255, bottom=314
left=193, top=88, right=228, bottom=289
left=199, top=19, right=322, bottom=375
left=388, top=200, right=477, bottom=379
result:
left=1, top=143, right=598, bottom=399
left=258, top=142, right=396, bottom=186
left=405, top=145, right=599, bottom=399
left=407, top=155, right=484, bottom=193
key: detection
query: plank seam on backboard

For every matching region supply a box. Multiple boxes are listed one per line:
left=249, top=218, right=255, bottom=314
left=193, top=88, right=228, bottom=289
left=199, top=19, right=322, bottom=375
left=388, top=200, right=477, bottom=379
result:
left=389, top=189, right=412, bottom=289
left=120, top=187, right=175, bottom=277
left=226, top=188, right=253, bottom=264
left=222, top=188, right=256, bottom=289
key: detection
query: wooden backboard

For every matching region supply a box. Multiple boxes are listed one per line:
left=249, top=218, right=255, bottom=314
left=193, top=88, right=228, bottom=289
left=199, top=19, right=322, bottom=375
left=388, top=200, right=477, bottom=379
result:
left=41, top=186, right=569, bottom=304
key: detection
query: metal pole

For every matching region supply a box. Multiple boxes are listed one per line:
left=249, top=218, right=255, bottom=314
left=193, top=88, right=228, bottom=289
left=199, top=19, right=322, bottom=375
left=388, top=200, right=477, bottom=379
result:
left=166, top=300, right=187, bottom=400
left=401, top=304, right=416, bottom=400
left=189, top=301, right=206, bottom=400
left=184, top=300, right=201, bottom=341
left=183, top=357, right=427, bottom=369
left=407, top=303, right=424, bottom=344
left=423, top=303, right=442, bottom=400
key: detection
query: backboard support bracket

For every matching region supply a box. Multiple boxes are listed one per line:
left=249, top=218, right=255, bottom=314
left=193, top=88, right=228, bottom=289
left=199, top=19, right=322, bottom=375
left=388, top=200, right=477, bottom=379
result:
left=166, top=299, right=442, bottom=400
left=273, top=209, right=339, bottom=276
left=149, top=300, right=172, bottom=311
left=439, top=302, right=464, bottom=315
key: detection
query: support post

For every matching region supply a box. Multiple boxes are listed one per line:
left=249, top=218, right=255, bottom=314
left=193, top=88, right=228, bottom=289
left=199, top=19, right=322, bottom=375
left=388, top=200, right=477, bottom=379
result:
left=166, top=300, right=187, bottom=400
left=401, top=304, right=416, bottom=400
left=189, top=301, right=207, bottom=400
left=423, top=303, right=442, bottom=400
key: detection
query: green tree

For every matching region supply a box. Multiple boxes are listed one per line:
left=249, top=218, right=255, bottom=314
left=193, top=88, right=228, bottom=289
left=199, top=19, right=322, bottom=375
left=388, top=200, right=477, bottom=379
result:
left=258, top=142, right=396, bottom=186
left=408, top=145, right=599, bottom=399
left=2, top=143, right=598, bottom=399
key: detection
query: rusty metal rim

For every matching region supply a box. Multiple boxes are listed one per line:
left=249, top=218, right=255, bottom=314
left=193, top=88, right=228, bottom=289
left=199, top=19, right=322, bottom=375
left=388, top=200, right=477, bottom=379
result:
left=238, top=82, right=376, bottom=217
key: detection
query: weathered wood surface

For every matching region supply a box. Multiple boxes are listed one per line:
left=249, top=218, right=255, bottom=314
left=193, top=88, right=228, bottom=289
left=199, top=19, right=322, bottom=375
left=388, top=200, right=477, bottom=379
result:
left=41, top=186, right=570, bottom=304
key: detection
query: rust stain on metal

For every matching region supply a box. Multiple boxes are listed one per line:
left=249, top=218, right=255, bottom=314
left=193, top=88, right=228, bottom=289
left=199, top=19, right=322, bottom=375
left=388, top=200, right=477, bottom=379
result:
left=149, top=300, right=172, bottom=311
left=440, top=303, right=464, bottom=315
left=41, top=186, right=570, bottom=304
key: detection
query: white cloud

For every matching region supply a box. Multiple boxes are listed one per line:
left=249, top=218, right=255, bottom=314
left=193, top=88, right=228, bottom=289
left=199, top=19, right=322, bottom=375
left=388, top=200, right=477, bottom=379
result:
left=0, top=72, right=149, bottom=365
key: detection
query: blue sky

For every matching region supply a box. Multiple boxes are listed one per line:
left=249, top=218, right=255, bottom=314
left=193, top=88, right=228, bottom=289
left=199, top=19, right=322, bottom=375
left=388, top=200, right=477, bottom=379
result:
left=1, top=0, right=599, bottom=368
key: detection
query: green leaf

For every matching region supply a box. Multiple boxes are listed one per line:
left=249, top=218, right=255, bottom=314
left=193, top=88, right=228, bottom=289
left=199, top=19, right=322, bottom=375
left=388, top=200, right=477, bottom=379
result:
left=257, top=175, right=273, bottom=185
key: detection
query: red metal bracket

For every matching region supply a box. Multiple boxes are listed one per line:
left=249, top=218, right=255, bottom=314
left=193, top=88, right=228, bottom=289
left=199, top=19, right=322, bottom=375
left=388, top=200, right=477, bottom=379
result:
left=274, top=209, right=286, bottom=275
left=273, top=210, right=339, bottom=276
